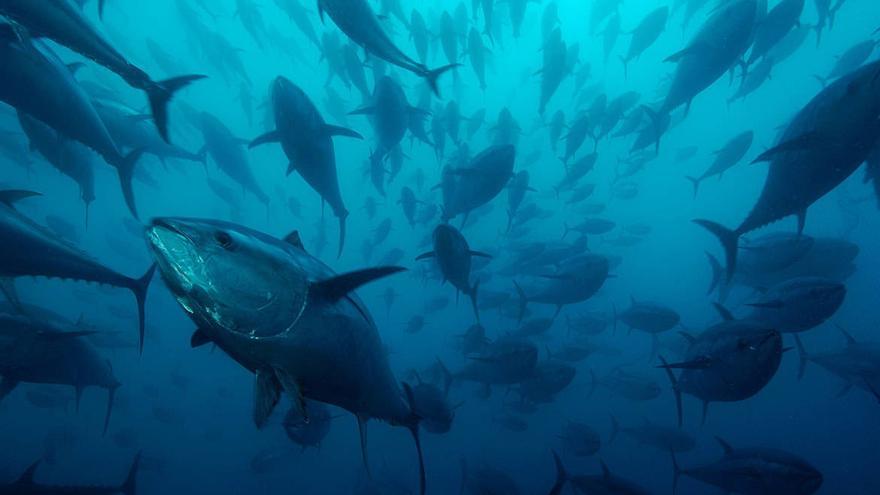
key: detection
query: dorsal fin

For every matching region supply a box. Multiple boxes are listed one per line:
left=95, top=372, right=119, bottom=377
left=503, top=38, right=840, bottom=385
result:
left=283, top=231, right=306, bottom=251
left=715, top=436, right=734, bottom=455
left=310, top=267, right=406, bottom=303
left=0, top=190, right=41, bottom=209
left=16, top=460, right=40, bottom=484
left=190, top=329, right=212, bottom=348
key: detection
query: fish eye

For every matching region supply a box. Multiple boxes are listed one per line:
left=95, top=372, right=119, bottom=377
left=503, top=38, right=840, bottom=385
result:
left=215, top=231, right=234, bottom=249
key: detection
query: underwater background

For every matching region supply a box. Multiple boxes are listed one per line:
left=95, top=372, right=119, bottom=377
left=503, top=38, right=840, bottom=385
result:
left=1, top=0, right=880, bottom=493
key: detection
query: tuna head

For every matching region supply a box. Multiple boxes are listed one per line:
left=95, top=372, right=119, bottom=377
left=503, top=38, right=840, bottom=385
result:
left=270, top=76, right=311, bottom=121
left=146, top=218, right=309, bottom=342
left=433, top=224, right=469, bottom=260
left=147, top=217, right=427, bottom=495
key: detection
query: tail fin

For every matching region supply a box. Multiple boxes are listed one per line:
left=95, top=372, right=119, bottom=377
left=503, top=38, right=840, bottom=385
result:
left=112, top=149, right=145, bottom=220
left=513, top=280, right=528, bottom=323
left=812, top=74, right=827, bottom=88
left=693, top=219, right=739, bottom=283
left=685, top=176, right=701, bottom=198
left=561, top=222, right=571, bottom=239
left=468, top=279, right=481, bottom=323
left=671, top=451, right=681, bottom=495
left=658, top=355, right=683, bottom=427
left=793, top=335, right=809, bottom=380
left=145, top=75, right=207, bottom=142
left=402, top=384, right=427, bottom=495
left=102, top=384, right=118, bottom=435
left=128, top=264, right=157, bottom=354
left=620, top=55, right=629, bottom=80
left=705, top=251, right=722, bottom=295
left=548, top=451, right=568, bottom=495
left=609, top=415, right=620, bottom=443
left=423, top=64, right=459, bottom=96
left=120, top=451, right=141, bottom=495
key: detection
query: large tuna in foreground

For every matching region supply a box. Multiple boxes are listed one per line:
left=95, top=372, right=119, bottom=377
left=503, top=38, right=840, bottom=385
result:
left=145, top=218, right=427, bottom=494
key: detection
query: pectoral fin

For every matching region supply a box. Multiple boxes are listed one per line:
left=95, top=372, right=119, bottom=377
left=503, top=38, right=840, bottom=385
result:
left=254, top=368, right=281, bottom=429
left=249, top=130, right=281, bottom=149
left=349, top=106, right=377, bottom=116
left=751, top=132, right=823, bottom=163
left=746, top=300, right=784, bottom=309
left=310, top=267, right=406, bottom=303
left=190, top=329, right=212, bottom=348
left=0, top=190, right=41, bottom=209
left=657, top=356, right=714, bottom=370
left=321, top=124, right=363, bottom=139
left=415, top=251, right=436, bottom=260
left=664, top=42, right=706, bottom=63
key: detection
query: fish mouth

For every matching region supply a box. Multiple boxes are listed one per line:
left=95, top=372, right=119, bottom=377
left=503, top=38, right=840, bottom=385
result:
left=145, top=219, right=202, bottom=299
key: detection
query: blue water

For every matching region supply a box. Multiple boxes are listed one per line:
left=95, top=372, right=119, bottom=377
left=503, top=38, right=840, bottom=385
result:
left=1, top=0, right=879, bottom=493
